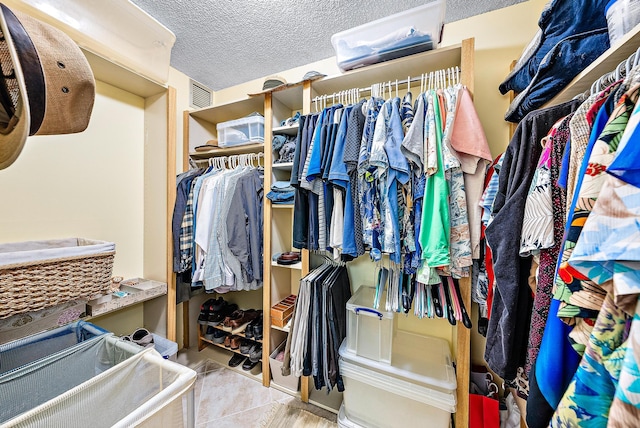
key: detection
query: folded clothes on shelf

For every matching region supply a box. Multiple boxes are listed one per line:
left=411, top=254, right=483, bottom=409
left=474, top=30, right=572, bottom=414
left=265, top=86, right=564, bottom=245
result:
left=266, top=181, right=294, bottom=204
left=272, top=135, right=296, bottom=163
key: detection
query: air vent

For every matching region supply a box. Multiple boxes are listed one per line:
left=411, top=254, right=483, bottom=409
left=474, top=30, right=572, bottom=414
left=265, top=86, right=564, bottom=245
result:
left=190, top=79, right=212, bottom=109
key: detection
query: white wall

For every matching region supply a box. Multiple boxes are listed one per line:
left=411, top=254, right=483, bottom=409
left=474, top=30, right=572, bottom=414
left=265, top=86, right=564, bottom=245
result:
left=0, top=81, right=146, bottom=279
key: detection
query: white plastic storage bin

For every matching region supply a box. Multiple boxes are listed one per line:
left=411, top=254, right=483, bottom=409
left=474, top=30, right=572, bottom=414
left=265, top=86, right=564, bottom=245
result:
left=339, top=331, right=456, bottom=428
left=216, top=115, right=265, bottom=147
left=269, top=340, right=300, bottom=392
left=331, top=1, right=446, bottom=71
left=346, top=286, right=395, bottom=363
left=338, top=404, right=362, bottom=428
left=152, top=333, right=178, bottom=361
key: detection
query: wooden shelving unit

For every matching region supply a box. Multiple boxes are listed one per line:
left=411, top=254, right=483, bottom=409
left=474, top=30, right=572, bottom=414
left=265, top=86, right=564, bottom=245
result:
left=184, top=38, right=475, bottom=424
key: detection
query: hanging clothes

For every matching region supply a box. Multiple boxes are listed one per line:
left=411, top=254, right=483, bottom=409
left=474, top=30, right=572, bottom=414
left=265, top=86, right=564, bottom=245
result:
left=285, top=261, right=351, bottom=392
left=171, top=156, right=264, bottom=294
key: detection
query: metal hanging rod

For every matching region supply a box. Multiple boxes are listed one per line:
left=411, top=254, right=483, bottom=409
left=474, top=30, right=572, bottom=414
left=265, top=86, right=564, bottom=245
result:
left=312, top=66, right=462, bottom=110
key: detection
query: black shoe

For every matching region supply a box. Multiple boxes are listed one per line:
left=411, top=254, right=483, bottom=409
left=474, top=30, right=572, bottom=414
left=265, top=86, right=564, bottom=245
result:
left=252, top=319, right=263, bottom=341
left=249, top=343, right=262, bottom=363
left=212, top=329, right=228, bottom=344
left=198, top=298, right=214, bottom=325
left=242, top=358, right=259, bottom=371
left=203, top=326, right=215, bottom=341
left=207, top=302, right=239, bottom=326
left=228, top=353, right=246, bottom=368
left=243, top=310, right=262, bottom=337
left=239, top=339, right=254, bottom=354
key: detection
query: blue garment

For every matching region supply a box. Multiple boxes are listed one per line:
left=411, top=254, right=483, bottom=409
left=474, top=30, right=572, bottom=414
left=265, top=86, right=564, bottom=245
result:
left=607, top=100, right=640, bottom=186
left=382, top=98, right=410, bottom=263
left=328, top=106, right=353, bottom=188
left=535, top=299, right=582, bottom=410
left=499, top=0, right=609, bottom=95
left=505, top=28, right=610, bottom=123
left=557, top=133, right=571, bottom=189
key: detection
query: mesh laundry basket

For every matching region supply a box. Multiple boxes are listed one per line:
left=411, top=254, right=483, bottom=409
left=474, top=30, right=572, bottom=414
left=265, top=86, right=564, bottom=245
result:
left=0, top=334, right=142, bottom=424
left=0, top=335, right=196, bottom=427
left=0, top=320, right=108, bottom=374
left=0, top=238, right=116, bottom=318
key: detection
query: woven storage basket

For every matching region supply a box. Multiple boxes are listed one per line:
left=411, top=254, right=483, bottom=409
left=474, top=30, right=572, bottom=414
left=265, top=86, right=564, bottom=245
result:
left=0, top=238, right=115, bottom=319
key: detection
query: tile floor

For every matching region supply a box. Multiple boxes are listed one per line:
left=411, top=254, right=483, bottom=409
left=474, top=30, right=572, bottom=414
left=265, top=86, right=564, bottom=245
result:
left=176, top=347, right=338, bottom=427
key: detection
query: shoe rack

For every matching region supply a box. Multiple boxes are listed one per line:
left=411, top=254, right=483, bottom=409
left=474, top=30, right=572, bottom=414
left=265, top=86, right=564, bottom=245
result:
left=196, top=301, right=264, bottom=378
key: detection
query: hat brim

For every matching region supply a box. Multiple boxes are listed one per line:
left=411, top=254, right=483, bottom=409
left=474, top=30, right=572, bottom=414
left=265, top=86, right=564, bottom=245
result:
left=0, top=7, right=30, bottom=170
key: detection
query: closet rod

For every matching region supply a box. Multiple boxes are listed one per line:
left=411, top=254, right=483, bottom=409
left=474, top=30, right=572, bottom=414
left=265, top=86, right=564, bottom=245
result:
left=588, top=45, right=640, bottom=96
left=312, top=65, right=462, bottom=108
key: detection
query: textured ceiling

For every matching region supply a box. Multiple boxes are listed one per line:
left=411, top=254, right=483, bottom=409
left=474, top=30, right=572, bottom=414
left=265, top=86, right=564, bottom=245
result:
left=130, top=0, right=525, bottom=91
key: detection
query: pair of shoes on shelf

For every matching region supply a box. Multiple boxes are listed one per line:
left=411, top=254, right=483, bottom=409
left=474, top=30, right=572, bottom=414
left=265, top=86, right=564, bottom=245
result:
left=204, top=326, right=228, bottom=343
left=239, top=340, right=262, bottom=356
left=245, top=314, right=263, bottom=340
left=228, top=353, right=260, bottom=371
left=207, top=301, right=239, bottom=326
left=222, top=308, right=260, bottom=333
left=123, top=328, right=154, bottom=349
left=198, top=297, right=225, bottom=325
left=223, top=334, right=242, bottom=349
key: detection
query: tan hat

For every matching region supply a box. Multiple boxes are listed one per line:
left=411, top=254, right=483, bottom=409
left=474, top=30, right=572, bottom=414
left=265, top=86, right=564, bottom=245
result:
left=0, top=4, right=95, bottom=170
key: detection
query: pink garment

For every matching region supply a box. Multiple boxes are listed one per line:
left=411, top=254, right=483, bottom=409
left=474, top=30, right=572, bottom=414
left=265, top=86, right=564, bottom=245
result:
left=449, top=87, right=493, bottom=258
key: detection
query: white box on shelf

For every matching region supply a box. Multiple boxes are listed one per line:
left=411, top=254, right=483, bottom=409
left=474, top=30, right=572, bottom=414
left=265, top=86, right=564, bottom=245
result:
left=331, top=1, right=445, bottom=72
left=339, top=331, right=456, bottom=428
left=269, top=340, right=300, bottom=392
left=216, top=115, right=265, bottom=147
left=345, top=285, right=395, bottom=364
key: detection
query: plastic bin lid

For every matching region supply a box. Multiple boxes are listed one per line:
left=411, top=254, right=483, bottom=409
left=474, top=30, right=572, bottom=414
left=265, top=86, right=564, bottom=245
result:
left=345, top=286, right=394, bottom=320
left=339, top=330, right=457, bottom=393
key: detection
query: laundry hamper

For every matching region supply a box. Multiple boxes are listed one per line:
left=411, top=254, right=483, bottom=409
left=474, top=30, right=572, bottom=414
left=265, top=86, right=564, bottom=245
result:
left=0, top=238, right=116, bottom=318
left=0, top=320, right=108, bottom=374
left=0, top=335, right=196, bottom=427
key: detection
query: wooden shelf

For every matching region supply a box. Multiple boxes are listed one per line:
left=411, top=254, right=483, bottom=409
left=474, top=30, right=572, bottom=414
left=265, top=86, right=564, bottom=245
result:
left=273, top=125, right=299, bottom=136
left=313, top=43, right=463, bottom=95
left=272, top=204, right=294, bottom=209
left=197, top=342, right=263, bottom=382
left=272, top=162, right=294, bottom=170
left=204, top=323, right=263, bottom=342
left=271, top=260, right=302, bottom=270
left=83, top=49, right=167, bottom=98
left=190, top=96, right=265, bottom=124
left=200, top=335, right=263, bottom=358
left=271, top=324, right=290, bottom=333
left=270, top=381, right=300, bottom=398
left=547, top=23, right=640, bottom=106
left=189, top=143, right=264, bottom=159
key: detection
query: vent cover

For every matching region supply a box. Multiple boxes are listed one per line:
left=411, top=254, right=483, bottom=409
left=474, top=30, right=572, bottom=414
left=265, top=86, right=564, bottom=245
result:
left=190, top=79, right=212, bottom=109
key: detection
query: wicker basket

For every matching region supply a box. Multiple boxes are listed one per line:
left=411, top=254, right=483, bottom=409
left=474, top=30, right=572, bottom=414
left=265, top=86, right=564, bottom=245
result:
left=0, top=238, right=115, bottom=319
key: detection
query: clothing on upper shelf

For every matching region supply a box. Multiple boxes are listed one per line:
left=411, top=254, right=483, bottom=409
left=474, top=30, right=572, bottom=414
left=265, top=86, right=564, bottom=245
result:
left=171, top=159, right=264, bottom=295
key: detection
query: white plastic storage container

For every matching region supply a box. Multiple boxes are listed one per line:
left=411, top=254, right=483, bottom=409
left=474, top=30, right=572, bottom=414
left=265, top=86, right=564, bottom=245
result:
left=339, top=331, right=456, bottom=428
left=346, top=286, right=395, bottom=363
left=217, top=115, right=265, bottom=147
left=331, top=1, right=446, bottom=71
left=338, top=404, right=362, bottom=428
left=269, top=340, right=300, bottom=392
left=152, top=334, right=179, bottom=361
